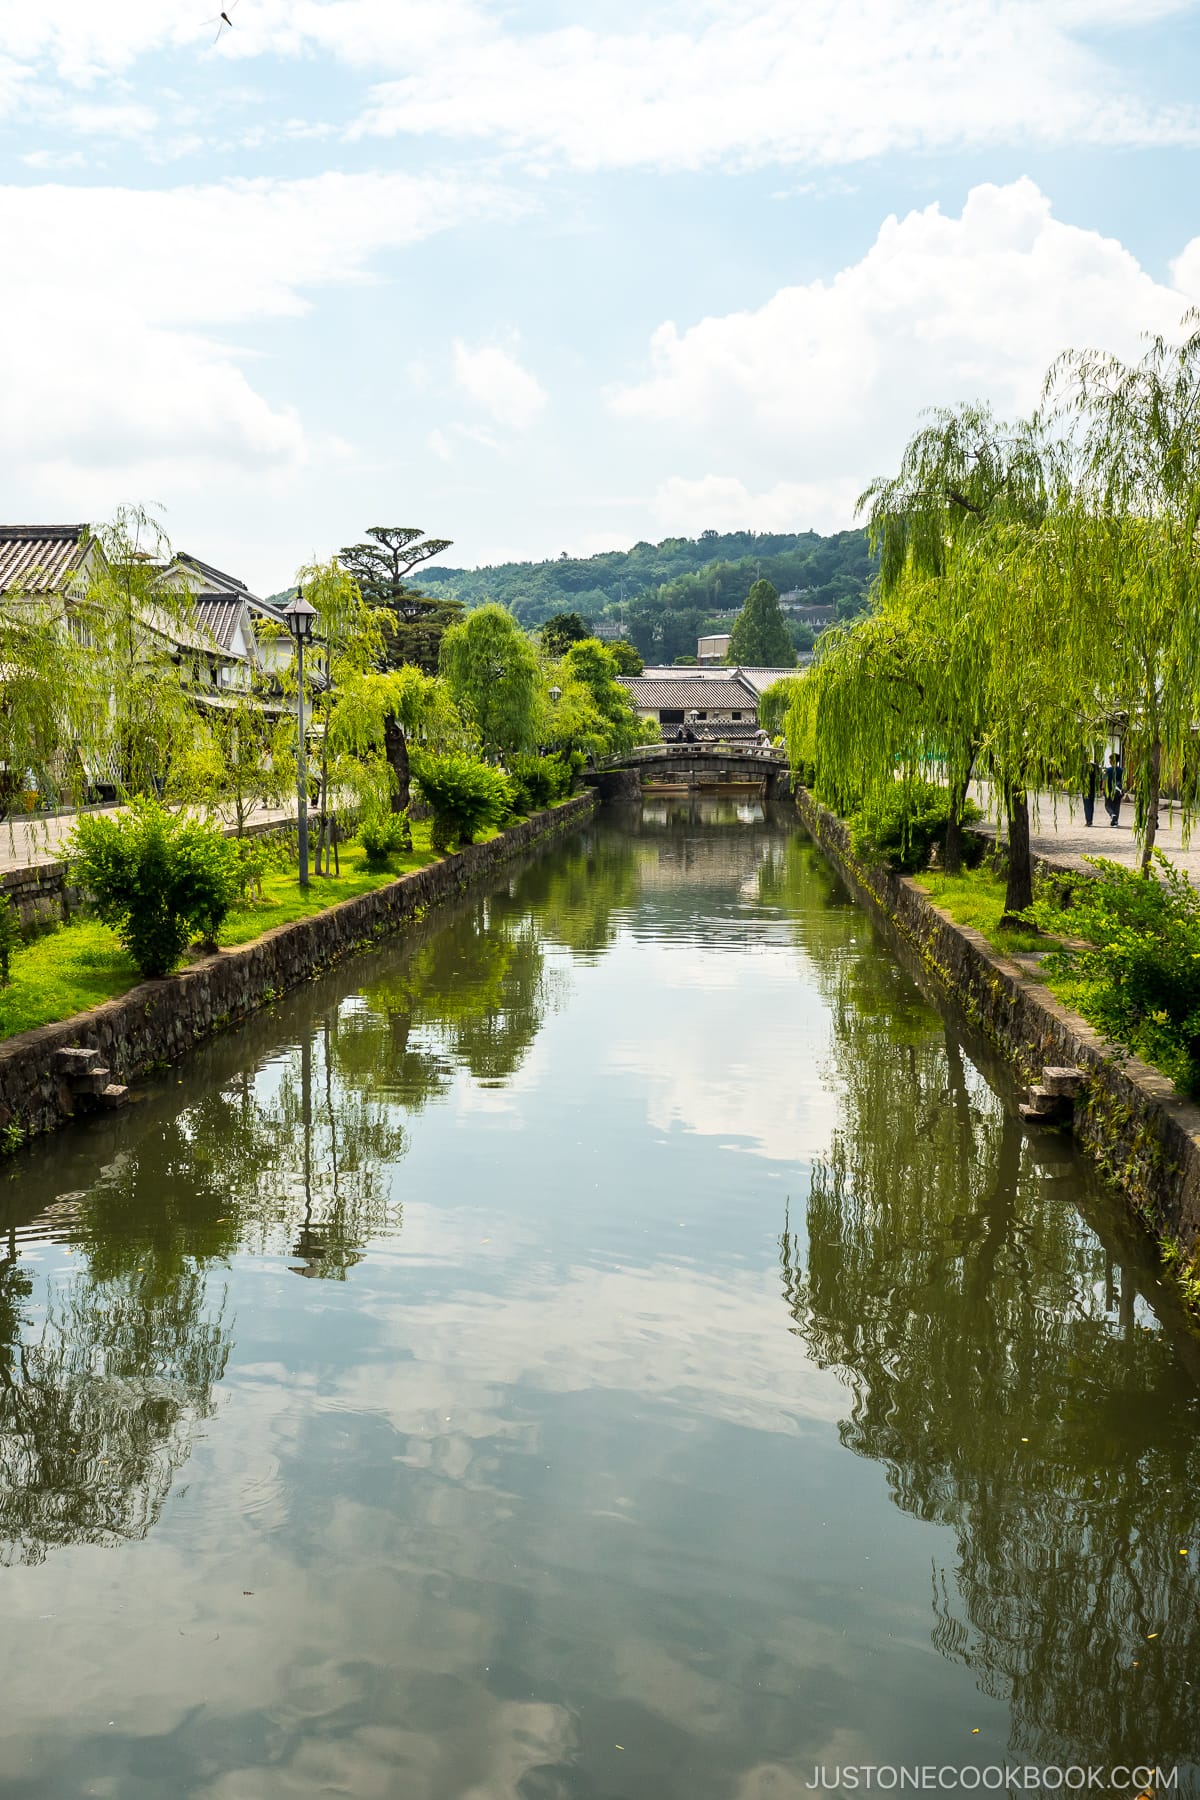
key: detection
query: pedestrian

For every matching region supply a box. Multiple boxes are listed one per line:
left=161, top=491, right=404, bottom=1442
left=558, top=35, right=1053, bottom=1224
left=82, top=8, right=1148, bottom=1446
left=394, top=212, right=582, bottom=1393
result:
left=1104, top=758, right=1123, bottom=827
left=1082, top=760, right=1099, bottom=827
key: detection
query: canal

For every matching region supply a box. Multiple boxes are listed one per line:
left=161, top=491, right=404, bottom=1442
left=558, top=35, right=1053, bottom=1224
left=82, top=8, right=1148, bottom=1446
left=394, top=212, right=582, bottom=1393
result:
left=0, top=802, right=1196, bottom=1798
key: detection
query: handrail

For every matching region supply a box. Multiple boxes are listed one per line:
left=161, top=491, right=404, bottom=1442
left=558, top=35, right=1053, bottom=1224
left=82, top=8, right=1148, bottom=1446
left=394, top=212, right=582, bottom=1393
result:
left=594, top=744, right=788, bottom=770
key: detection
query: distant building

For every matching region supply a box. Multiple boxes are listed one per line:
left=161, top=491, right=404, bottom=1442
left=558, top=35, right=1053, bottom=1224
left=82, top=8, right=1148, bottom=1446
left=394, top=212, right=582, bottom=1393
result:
left=777, top=590, right=836, bottom=628
left=697, top=634, right=730, bottom=664
left=620, top=671, right=761, bottom=740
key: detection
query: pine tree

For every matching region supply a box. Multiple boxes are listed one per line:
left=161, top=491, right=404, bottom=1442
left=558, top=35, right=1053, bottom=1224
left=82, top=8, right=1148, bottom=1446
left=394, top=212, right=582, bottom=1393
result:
left=338, top=526, right=458, bottom=674
left=727, top=579, right=796, bottom=667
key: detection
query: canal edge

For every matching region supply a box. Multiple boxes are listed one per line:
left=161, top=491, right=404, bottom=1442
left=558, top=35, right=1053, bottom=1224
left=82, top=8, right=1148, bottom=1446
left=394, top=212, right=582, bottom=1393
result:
left=0, top=793, right=598, bottom=1153
left=794, top=784, right=1200, bottom=1272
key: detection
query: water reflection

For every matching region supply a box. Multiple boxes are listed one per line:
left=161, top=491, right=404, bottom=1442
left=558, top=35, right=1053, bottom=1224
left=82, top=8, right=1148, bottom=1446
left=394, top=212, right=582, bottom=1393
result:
left=782, top=878, right=1200, bottom=1772
left=0, top=805, right=1195, bottom=1796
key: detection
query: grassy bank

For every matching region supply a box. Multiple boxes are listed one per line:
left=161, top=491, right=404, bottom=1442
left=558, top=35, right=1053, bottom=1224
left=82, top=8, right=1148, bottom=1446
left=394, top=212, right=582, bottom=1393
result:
left=0, top=826, right=443, bottom=1041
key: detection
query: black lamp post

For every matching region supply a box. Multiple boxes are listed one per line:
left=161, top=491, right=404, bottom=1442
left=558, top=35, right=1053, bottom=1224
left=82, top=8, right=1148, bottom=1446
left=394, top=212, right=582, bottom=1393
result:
left=283, top=587, right=318, bottom=888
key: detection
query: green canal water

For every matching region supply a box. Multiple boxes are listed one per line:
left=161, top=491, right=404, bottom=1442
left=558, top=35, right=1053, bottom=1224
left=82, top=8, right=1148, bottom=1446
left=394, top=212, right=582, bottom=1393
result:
left=0, top=802, right=1196, bottom=1799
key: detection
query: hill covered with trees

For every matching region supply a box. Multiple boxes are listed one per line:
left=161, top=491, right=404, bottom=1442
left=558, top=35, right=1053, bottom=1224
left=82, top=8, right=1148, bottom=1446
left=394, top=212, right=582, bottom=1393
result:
left=419, top=529, right=876, bottom=662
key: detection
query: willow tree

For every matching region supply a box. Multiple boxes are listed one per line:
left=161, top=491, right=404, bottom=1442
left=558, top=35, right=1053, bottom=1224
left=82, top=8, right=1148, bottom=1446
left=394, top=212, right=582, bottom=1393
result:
left=0, top=583, right=99, bottom=823
left=1048, top=317, right=1200, bottom=872
left=82, top=506, right=200, bottom=798
left=439, top=603, right=542, bottom=759
left=849, top=404, right=1078, bottom=913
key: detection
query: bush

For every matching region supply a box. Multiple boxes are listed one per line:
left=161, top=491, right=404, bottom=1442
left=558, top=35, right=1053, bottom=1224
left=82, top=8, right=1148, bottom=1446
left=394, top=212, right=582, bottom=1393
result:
left=359, top=808, right=413, bottom=871
left=850, top=780, right=982, bottom=873
left=1028, top=853, right=1200, bottom=1093
left=410, top=751, right=512, bottom=854
left=508, top=754, right=571, bottom=812
left=71, top=800, right=239, bottom=977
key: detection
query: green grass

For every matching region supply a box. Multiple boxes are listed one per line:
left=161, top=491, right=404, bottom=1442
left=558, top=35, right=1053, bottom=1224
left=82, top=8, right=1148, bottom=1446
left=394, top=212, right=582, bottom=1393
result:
left=0, top=920, right=140, bottom=1039
left=913, top=867, right=1061, bottom=955
left=0, top=822, right=443, bottom=1041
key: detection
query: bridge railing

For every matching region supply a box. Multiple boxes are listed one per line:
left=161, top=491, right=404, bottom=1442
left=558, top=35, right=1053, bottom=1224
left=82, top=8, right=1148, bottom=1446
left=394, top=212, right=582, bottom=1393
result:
left=593, top=743, right=788, bottom=770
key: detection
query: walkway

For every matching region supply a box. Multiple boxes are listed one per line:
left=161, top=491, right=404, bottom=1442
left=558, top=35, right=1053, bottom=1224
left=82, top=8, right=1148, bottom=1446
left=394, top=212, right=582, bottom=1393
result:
left=0, top=798, right=300, bottom=873
left=971, top=783, right=1200, bottom=885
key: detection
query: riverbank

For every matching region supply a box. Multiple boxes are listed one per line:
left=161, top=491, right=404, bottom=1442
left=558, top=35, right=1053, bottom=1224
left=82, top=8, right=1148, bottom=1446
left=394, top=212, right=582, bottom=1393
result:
left=0, top=793, right=596, bottom=1150
left=794, top=784, right=1200, bottom=1267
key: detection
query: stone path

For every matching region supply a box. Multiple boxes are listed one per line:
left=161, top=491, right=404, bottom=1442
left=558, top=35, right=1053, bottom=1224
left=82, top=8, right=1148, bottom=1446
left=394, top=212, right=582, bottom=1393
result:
left=0, top=798, right=299, bottom=873
left=971, top=782, right=1200, bottom=885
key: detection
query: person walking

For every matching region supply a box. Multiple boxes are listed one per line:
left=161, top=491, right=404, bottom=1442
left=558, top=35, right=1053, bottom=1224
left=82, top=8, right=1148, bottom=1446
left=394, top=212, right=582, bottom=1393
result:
left=1104, top=758, right=1124, bottom=827
left=1082, top=760, right=1100, bottom=827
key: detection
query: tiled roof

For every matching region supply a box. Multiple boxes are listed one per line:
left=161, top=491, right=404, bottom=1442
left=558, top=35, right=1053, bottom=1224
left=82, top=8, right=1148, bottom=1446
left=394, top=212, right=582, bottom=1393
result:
left=174, top=552, right=257, bottom=601
left=0, top=525, right=91, bottom=594
left=194, top=596, right=249, bottom=654
left=620, top=675, right=758, bottom=711
left=731, top=666, right=804, bottom=694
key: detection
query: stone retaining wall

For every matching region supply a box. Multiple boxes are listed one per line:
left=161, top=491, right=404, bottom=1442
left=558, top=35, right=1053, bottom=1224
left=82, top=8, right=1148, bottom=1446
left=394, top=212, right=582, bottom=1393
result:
left=795, top=786, right=1200, bottom=1253
left=0, top=794, right=596, bottom=1149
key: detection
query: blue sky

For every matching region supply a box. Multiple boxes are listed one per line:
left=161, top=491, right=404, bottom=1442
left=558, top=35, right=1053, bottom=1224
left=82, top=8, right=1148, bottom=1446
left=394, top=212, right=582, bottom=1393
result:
left=0, top=0, right=1196, bottom=591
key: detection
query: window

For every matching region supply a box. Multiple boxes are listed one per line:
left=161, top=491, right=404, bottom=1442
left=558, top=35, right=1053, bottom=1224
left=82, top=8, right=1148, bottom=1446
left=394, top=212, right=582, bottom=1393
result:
left=731, top=711, right=742, bottom=721
left=660, top=709, right=684, bottom=725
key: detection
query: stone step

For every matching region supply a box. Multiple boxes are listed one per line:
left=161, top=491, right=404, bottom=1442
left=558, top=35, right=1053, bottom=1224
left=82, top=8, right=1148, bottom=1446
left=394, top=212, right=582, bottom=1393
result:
left=1041, top=1065, right=1085, bottom=1098
left=73, top=1066, right=113, bottom=1095
left=1020, top=1100, right=1066, bottom=1126
left=99, top=1083, right=129, bottom=1108
left=53, top=1046, right=100, bottom=1074
left=1027, top=1084, right=1068, bottom=1111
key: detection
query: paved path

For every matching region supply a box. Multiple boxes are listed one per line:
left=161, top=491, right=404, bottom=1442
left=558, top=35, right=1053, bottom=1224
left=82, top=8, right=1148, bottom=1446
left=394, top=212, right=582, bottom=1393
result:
left=1, top=799, right=300, bottom=873
left=971, top=783, right=1200, bottom=885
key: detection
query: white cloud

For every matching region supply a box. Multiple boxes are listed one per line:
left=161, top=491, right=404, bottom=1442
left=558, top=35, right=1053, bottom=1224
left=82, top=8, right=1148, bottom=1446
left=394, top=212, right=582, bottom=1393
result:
left=614, top=179, right=1200, bottom=523
left=652, top=474, right=865, bottom=538
left=0, top=169, right=516, bottom=494
left=453, top=340, right=547, bottom=431
left=427, top=427, right=453, bottom=461
left=2, top=0, right=1196, bottom=172
left=351, top=0, right=1200, bottom=171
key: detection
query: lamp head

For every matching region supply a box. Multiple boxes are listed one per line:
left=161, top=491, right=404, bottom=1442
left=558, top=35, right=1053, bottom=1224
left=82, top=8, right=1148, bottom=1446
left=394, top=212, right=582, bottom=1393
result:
left=283, top=587, right=317, bottom=645
left=548, top=685, right=562, bottom=703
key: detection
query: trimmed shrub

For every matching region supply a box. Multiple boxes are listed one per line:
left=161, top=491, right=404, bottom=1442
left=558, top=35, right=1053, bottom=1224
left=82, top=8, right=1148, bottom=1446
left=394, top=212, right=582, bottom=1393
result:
left=508, top=754, right=571, bottom=812
left=359, top=808, right=413, bottom=871
left=410, top=751, right=512, bottom=854
left=71, top=800, right=239, bottom=977
left=850, top=780, right=982, bottom=873
left=1028, top=852, right=1200, bottom=1094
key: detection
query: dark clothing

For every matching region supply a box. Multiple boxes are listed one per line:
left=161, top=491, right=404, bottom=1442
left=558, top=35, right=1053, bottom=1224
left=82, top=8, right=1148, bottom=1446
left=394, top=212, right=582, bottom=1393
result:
left=1082, top=763, right=1099, bottom=827
left=1104, top=761, right=1123, bottom=827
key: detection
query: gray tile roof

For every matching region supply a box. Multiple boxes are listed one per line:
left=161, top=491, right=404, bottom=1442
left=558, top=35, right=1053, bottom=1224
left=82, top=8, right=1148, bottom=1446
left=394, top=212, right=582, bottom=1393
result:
left=194, top=596, right=249, bottom=654
left=0, top=525, right=91, bottom=594
left=620, top=675, right=758, bottom=712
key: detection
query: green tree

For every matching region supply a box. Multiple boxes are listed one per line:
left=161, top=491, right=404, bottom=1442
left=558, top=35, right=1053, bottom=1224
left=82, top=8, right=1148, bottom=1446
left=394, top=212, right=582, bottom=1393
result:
left=338, top=526, right=458, bottom=673
left=0, top=567, right=100, bottom=822
left=555, top=639, right=641, bottom=757
left=727, top=579, right=796, bottom=667
left=607, top=640, right=644, bottom=675
left=166, top=675, right=295, bottom=836
left=83, top=506, right=201, bottom=798
left=1048, top=318, right=1200, bottom=872
left=539, top=612, right=591, bottom=655
left=439, top=604, right=542, bottom=758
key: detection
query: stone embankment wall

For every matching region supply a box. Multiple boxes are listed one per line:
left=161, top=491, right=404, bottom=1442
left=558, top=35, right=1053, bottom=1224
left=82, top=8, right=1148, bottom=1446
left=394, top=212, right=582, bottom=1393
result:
left=0, top=795, right=595, bottom=1149
left=795, top=786, right=1200, bottom=1254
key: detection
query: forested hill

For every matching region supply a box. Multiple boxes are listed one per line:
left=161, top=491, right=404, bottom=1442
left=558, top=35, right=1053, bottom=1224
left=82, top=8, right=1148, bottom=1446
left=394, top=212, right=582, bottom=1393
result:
left=419, top=529, right=876, bottom=655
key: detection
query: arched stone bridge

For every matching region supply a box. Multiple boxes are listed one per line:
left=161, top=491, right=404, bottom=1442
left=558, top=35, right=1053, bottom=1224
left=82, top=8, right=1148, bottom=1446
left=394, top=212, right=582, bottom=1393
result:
left=585, top=742, right=792, bottom=801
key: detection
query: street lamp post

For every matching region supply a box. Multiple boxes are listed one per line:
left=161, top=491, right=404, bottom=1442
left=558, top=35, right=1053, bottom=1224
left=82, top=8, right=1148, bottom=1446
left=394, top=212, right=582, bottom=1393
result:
left=283, top=587, right=318, bottom=889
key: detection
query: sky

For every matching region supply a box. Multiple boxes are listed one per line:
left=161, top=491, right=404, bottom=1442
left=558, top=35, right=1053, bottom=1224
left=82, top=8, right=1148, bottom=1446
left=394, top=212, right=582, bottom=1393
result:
left=0, top=0, right=1197, bottom=593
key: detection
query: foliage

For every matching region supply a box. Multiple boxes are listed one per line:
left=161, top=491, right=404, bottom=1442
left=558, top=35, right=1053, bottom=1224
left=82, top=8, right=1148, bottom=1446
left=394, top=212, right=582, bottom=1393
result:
left=337, top=525, right=458, bottom=672
left=539, top=612, right=592, bottom=655
left=166, top=678, right=295, bottom=834
left=727, top=578, right=796, bottom=667
left=507, top=754, right=571, bottom=814
left=548, top=638, right=641, bottom=759
left=71, top=800, right=239, bottom=977
left=607, top=640, right=644, bottom=675
left=758, top=675, right=805, bottom=740
left=1028, top=853, right=1200, bottom=1092
left=850, top=780, right=984, bottom=873
left=358, top=808, right=412, bottom=870
left=417, top=528, right=876, bottom=647
left=410, top=749, right=513, bottom=852
left=83, top=506, right=202, bottom=799
left=0, top=895, right=15, bottom=986
left=439, top=604, right=542, bottom=757
left=0, top=574, right=100, bottom=820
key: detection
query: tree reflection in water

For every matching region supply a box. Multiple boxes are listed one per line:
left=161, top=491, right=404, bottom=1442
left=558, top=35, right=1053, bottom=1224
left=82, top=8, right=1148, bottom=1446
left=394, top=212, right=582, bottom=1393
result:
left=775, top=844, right=1200, bottom=1771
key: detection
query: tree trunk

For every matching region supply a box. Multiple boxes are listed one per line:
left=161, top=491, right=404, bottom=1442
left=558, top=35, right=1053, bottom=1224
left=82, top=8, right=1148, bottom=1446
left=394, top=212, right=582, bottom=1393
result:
left=384, top=714, right=411, bottom=812
left=942, top=753, right=977, bottom=875
left=1139, top=737, right=1161, bottom=876
left=1001, top=785, right=1033, bottom=923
